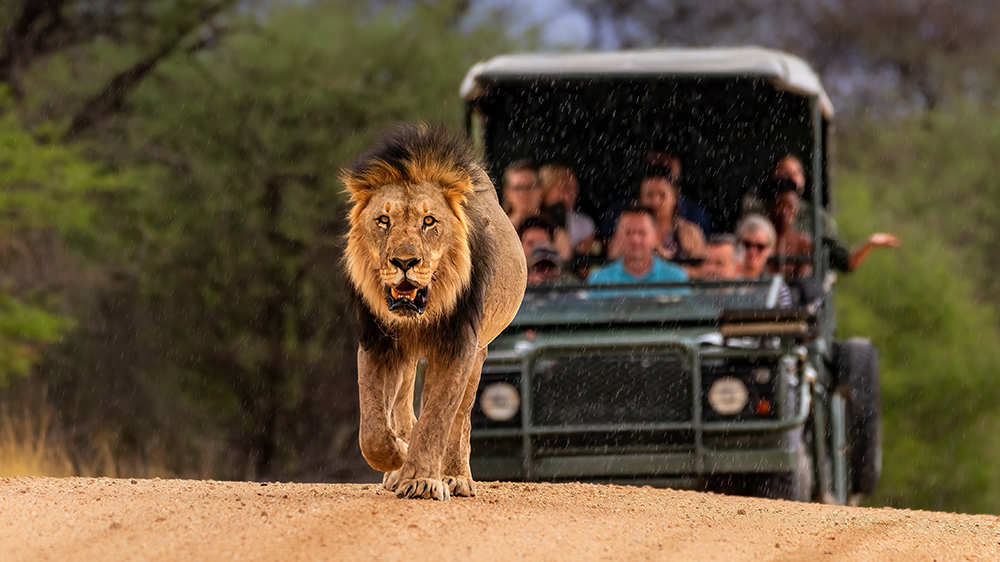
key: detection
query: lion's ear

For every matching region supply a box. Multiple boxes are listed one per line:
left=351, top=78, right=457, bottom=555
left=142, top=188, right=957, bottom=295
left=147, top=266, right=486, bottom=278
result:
left=440, top=166, right=475, bottom=210
left=341, top=159, right=405, bottom=209
left=340, top=171, right=370, bottom=208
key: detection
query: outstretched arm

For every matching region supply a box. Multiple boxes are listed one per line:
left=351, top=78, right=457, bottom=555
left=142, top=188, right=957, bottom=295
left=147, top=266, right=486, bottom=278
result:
left=847, top=233, right=900, bottom=271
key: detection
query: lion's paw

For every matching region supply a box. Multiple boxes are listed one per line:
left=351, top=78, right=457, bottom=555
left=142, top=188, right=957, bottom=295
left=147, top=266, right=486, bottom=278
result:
left=382, top=470, right=403, bottom=492
left=444, top=475, right=476, bottom=497
left=396, top=477, right=450, bottom=501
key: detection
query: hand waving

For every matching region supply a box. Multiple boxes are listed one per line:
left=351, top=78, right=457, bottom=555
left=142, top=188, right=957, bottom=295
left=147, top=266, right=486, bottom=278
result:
left=867, top=233, right=900, bottom=248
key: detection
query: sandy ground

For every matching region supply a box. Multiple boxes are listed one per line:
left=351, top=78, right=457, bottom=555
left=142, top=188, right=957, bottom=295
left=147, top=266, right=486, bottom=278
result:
left=1, top=477, right=998, bottom=562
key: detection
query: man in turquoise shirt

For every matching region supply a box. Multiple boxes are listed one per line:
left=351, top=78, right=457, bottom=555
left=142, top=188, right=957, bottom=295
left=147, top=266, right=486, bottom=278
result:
left=590, top=205, right=688, bottom=285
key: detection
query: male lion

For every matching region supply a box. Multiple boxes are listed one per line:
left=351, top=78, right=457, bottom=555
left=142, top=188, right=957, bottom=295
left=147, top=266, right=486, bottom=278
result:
left=342, top=124, right=527, bottom=500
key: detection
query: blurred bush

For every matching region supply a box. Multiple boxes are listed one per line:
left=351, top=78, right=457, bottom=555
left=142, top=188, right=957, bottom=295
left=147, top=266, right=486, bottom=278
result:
left=835, top=105, right=1000, bottom=514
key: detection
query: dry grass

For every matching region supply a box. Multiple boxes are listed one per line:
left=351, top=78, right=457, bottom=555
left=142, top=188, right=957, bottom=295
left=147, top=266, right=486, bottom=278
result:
left=0, top=407, right=75, bottom=478
left=0, top=404, right=172, bottom=479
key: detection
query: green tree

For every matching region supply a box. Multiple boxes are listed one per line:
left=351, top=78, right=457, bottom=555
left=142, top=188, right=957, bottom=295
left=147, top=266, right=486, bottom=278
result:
left=15, top=0, right=509, bottom=480
left=0, top=0, right=241, bottom=136
left=834, top=106, right=1000, bottom=514
left=0, top=96, right=134, bottom=385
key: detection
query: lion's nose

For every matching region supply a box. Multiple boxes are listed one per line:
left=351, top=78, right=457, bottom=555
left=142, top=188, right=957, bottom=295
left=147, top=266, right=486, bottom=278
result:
left=390, top=257, right=421, bottom=271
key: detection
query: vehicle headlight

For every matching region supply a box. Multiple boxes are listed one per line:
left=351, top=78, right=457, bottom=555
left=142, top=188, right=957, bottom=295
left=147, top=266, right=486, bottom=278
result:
left=707, top=376, right=749, bottom=415
left=479, top=382, right=521, bottom=421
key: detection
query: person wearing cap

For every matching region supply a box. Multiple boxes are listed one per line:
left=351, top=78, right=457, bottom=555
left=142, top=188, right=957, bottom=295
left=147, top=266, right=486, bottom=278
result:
left=590, top=205, right=688, bottom=285
left=519, top=215, right=571, bottom=261
left=526, top=246, right=565, bottom=285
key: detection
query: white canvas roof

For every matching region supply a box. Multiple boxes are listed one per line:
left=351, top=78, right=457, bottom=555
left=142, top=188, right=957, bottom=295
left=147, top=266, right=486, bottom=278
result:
left=460, top=46, right=834, bottom=118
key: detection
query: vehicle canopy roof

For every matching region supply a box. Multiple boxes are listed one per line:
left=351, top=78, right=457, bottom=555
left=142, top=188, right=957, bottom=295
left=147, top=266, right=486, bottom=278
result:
left=462, top=46, right=835, bottom=240
left=460, top=47, right=833, bottom=119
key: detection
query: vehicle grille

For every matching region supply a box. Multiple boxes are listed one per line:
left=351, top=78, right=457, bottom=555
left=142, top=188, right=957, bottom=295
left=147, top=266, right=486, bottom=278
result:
left=531, top=349, right=692, bottom=426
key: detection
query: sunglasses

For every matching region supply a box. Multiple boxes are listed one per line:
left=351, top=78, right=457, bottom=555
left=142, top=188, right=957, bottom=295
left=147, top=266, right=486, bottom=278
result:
left=507, top=181, right=540, bottom=192
left=741, top=239, right=770, bottom=252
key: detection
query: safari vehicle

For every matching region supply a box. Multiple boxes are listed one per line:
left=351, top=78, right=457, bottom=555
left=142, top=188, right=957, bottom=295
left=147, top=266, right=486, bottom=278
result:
left=459, top=47, right=881, bottom=503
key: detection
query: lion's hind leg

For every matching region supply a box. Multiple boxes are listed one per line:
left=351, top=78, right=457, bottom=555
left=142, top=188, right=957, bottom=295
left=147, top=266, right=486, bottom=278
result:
left=442, top=346, right=487, bottom=498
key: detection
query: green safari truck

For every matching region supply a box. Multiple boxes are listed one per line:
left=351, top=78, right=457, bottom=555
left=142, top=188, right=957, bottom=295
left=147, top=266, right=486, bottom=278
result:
left=460, top=47, right=881, bottom=504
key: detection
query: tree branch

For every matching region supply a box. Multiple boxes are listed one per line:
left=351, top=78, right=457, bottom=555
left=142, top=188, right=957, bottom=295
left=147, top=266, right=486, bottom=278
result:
left=0, top=0, right=67, bottom=99
left=62, top=40, right=176, bottom=140
left=62, top=0, right=238, bottom=140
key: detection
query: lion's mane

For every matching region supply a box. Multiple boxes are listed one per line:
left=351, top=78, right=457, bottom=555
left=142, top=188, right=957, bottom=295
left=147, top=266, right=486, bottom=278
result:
left=342, top=124, right=493, bottom=347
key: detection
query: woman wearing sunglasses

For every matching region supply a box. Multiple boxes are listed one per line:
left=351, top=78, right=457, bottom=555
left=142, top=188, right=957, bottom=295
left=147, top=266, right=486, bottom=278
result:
left=735, top=214, right=776, bottom=279
left=735, top=214, right=793, bottom=308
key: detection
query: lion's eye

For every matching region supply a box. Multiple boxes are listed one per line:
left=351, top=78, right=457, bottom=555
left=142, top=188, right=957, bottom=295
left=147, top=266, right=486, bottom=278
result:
left=376, top=215, right=390, bottom=228
left=422, top=216, right=437, bottom=227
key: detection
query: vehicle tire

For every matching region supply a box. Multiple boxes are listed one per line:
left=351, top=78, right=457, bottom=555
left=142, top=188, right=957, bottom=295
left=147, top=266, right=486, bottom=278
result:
left=833, top=338, right=882, bottom=496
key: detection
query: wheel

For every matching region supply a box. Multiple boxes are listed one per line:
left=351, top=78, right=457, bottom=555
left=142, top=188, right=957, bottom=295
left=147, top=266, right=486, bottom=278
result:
left=833, top=338, right=882, bottom=496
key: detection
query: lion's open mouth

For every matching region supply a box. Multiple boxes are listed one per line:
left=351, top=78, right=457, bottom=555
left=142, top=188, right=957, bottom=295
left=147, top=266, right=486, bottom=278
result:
left=385, top=279, right=429, bottom=314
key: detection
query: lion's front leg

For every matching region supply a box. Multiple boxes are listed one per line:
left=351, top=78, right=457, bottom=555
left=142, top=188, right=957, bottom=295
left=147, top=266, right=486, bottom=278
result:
left=442, top=347, right=487, bottom=497
left=381, top=358, right=419, bottom=492
left=390, top=358, right=419, bottom=442
left=357, top=347, right=412, bottom=474
left=395, top=342, right=477, bottom=500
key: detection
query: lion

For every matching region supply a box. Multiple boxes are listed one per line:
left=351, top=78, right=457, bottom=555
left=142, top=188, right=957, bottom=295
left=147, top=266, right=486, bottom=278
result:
left=342, top=123, right=527, bottom=500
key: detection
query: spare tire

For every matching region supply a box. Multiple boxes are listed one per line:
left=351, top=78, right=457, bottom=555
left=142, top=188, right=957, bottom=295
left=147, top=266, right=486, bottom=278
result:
left=833, top=338, right=882, bottom=496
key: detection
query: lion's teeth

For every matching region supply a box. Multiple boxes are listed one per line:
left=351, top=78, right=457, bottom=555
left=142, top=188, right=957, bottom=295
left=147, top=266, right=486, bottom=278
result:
left=391, top=287, right=415, bottom=300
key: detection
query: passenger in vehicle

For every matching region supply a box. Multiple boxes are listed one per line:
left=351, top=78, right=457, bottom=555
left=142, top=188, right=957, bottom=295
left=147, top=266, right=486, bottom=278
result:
left=501, top=159, right=544, bottom=231
left=771, top=153, right=831, bottom=237
left=735, top=214, right=776, bottom=280
left=699, top=234, right=744, bottom=281
left=538, top=163, right=596, bottom=258
left=834, top=232, right=901, bottom=272
left=764, top=178, right=813, bottom=277
left=608, top=169, right=707, bottom=264
left=525, top=246, right=565, bottom=286
left=735, top=214, right=792, bottom=308
left=742, top=153, right=824, bottom=230
left=758, top=153, right=901, bottom=273
left=518, top=215, right=571, bottom=266
left=598, top=151, right=712, bottom=244
left=772, top=153, right=806, bottom=192
left=589, top=205, right=688, bottom=285
left=646, top=150, right=712, bottom=237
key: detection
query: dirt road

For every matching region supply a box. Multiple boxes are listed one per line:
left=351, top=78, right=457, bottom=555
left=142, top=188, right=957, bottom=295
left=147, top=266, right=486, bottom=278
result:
left=1, top=477, right=997, bottom=561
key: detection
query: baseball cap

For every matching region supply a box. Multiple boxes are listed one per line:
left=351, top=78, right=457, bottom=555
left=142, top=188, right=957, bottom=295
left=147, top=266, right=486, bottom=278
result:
left=527, top=246, right=562, bottom=269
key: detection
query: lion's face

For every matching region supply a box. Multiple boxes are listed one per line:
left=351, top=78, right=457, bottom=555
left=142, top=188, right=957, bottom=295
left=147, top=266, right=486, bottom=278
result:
left=346, top=181, right=472, bottom=326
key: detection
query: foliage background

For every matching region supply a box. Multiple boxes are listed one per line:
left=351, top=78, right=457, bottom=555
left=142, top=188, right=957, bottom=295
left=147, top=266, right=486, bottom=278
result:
left=834, top=108, right=1000, bottom=513
left=1, top=0, right=999, bottom=514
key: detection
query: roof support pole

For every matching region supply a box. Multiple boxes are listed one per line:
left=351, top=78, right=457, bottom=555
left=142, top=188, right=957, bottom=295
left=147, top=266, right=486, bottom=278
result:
left=810, top=97, right=825, bottom=275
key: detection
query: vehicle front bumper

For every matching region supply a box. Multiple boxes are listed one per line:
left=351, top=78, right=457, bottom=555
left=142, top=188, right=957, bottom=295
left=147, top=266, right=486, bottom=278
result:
left=470, top=335, right=813, bottom=483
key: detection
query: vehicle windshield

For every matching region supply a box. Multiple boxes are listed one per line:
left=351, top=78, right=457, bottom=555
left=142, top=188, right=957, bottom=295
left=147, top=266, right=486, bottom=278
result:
left=511, top=279, right=798, bottom=329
